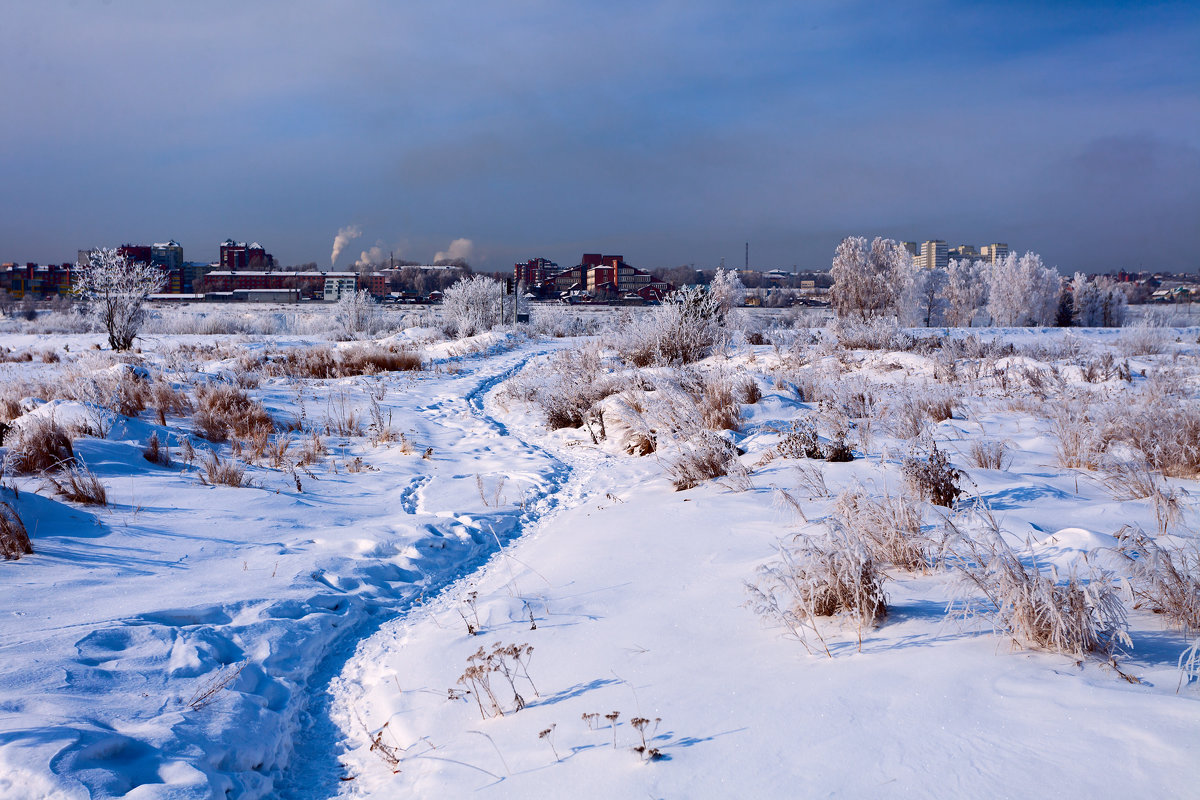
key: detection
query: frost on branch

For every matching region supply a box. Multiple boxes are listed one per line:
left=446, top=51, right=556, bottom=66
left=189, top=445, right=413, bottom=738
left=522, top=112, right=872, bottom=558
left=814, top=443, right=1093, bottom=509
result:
left=75, top=247, right=166, bottom=351
left=442, top=275, right=504, bottom=338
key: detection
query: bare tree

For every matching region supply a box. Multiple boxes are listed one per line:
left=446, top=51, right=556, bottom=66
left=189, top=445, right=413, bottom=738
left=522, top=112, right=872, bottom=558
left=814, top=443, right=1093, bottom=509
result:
left=74, top=247, right=166, bottom=350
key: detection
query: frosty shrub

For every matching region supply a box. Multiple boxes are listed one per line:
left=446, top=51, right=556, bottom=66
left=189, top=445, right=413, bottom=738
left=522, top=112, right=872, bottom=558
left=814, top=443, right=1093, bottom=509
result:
left=1116, top=527, right=1200, bottom=635
left=708, top=265, right=746, bottom=321
left=666, top=431, right=742, bottom=491
left=442, top=275, right=504, bottom=338
left=74, top=247, right=167, bottom=351
left=44, top=460, right=107, bottom=505
left=199, top=451, right=248, bottom=487
left=0, top=499, right=32, bottom=560
left=193, top=384, right=276, bottom=442
left=264, top=344, right=422, bottom=379
left=1049, top=406, right=1109, bottom=470
left=777, top=419, right=824, bottom=460
left=529, top=306, right=601, bottom=338
left=506, top=345, right=621, bottom=436
left=898, top=261, right=947, bottom=327
left=890, top=384, right=959, bottom=440
left=737, top=376, right=762, bottom=405
left=831, top=316, right=908, bottom=351
left=334, top=290, right=381, bottom=338
left=833, top=489, right=940, bottom=572
left=902, top=441, right=963, bottom=507
left=748, top=528, right=888, bottom=657
left=614, top=287, right=719, bottom=367
left=949, top=515, right=1130, bottom=658
left=6, top=416, right=75, bottom=474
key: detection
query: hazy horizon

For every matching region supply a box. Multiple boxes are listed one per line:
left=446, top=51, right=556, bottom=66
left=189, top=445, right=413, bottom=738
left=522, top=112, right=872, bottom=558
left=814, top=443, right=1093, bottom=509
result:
left=3, top=1, right=1197, bottom=274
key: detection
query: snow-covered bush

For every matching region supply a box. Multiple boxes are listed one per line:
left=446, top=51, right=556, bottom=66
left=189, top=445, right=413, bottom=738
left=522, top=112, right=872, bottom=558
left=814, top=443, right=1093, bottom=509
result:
left=969, top=440, right=1011, bottom=470
left=950, top=514, right=1130, bottom=658
left=1110, top=397, right=1200, bottom=478
left=829, top=236, right=909, bottom=319
left=777, top=419, right=824, bottom=460
left=199, top=451, right=248, bottom=487
left=442, top=275, right=504, bottom=338
left=985, top=252, right=1061, bottom=327
left=614, top=287, right=719, bottom=366
left=510, top=345, right=622, bottom=437
left=748, top=528, right=888, bottom=657
left=0, top=499, right=32, bottom=560
left=1117, top=319, right=1170, bottom=356
left=74, top=247, right=166, bottom=350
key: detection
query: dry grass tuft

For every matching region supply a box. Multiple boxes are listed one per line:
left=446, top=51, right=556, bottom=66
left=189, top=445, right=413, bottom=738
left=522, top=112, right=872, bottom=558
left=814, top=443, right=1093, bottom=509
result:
left=1116, top=527, right=1200, bottom=636
left=969, top=440, right=1011, bottom=470
left=666, top=432, right=744, bottom=491
left=948, top=513, right=1129, bottom=658
left=194, top=383, right=275, bottom=442
left=833, top=489, right=940, bottom=572
left=199, top=451, right=249, bottom=487
left=0, top=500, right=32, bottom=560
left=44, top=460, right=107, bottom=505
left=263, top=344, right=422, bottom=379
left=748, top=528, right=888, bottom=657
left=150, top=379, right=192, bottom=426
left=7, top=417, right=75, bottom=474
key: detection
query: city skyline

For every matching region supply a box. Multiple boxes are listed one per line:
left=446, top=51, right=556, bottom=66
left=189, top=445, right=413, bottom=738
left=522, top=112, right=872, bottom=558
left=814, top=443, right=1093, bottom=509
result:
left=2, top=1, right=1198, bottom=272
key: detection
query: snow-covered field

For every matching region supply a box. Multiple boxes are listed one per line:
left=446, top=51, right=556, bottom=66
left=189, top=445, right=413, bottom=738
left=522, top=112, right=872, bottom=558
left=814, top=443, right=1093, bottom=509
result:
left=1, top=309, right=1198, bottom=798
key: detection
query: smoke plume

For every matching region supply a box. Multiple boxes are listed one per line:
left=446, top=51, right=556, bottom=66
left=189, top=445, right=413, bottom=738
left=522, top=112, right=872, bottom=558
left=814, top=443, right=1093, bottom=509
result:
left=355, top=245, right=387, bottom=269
left=434, top=237, right=474, bottom=264
left=331, top=225, right=362, bottom=266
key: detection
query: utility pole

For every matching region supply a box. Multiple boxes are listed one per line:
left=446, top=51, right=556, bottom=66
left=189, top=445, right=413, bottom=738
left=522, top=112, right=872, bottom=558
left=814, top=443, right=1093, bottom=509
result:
left=745, top=242, right=749, bottom=271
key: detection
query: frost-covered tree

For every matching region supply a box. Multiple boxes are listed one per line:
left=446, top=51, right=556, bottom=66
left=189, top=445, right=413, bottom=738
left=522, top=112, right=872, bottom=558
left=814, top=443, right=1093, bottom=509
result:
left=898, top=262, right=948, bottom=327
left=335, top=289, right=379, bottom=337
left=830, top=236, right=910, bottom=319
left=986, top=252, right=1060, bottom=327
left=1071, top=273, right=1127, bottom=327
left=74, top=247, right=167, bottom=350
left=708, top=265, right=746, bottom=320
left=441, top=275, right=504, bottom=338
left=941, top=259, right=989, bottom=327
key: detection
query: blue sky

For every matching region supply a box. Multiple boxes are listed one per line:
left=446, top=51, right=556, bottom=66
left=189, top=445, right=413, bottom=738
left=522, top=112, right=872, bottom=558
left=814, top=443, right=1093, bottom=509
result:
left=2, top=0, right=1197, bottom=272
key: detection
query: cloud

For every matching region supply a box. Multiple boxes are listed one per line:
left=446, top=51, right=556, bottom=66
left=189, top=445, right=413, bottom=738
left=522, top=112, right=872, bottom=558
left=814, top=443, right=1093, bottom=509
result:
left=331, top=224, right=362, bottom=266
left=434, top=238, right=474, bottom=264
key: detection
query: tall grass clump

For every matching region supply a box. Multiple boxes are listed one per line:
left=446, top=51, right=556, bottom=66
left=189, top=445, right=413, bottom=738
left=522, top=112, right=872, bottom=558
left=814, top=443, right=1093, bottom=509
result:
left=748, top=528, right=888, bottom=657
left=833, top=489, right=940, bottom=572
left=949, top=514, right=1129, bottom=658
left=1116, top=527, right=1200, bottom=636
left=614, top=288, right=719, bottom=367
